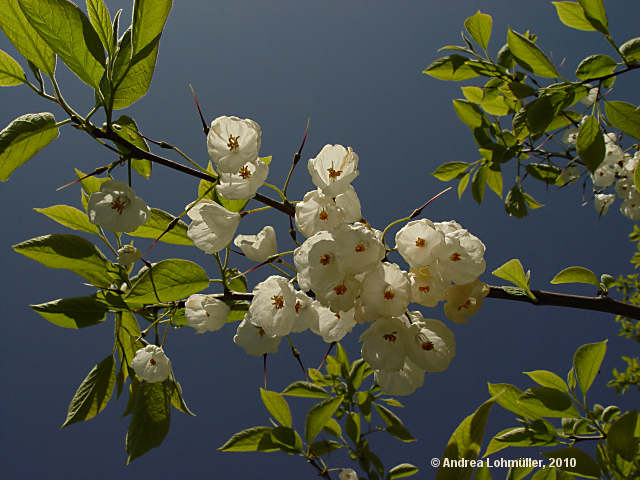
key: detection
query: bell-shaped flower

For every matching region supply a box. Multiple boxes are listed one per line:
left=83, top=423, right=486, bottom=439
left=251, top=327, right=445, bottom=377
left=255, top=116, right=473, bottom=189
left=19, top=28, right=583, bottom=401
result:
left=433, top=229, right=485, bottom=285
left=580, top=86, right=598, bottom=106
left=294, top=230, right=343, bottom=292
left=360, top=262, right=411, bottom=317
left=185, top=294, right=230, bottom=333
left=334, top=223, right=385, bottom=275
left=315, top=272, right=361, bottom=313
left=309, top=305, right=356, bottom=343
left=207, top=116, right=261, bottom=173
left=594, top=193, right=615, bottom=216
left=248, top=276, right=297, bottom=337
left=338, top=469, right=359, bottom=480
left=290, top=291, right=317, bottom=333
left=443, top=279, right=490, bottom=323
left=308, top=144, right=359, bottom=197
left=374, top=358, right=425, bottom=396
left=360, top=316, right=409, bottom=371
left=216, top=159, right=269, bottom=200
left=334, top=185, right=362, bottom=223
left=234, top=225, right=277, bottom=262
left=395, top=219, right=444, bottom=269
left=117, top=244, right=141, bottom=268
left=562, top=127, right=578, bottom=145
left=620, top=198, right=640, bottom=221
left=409, top=266, right=448, bottom=307
left=131, top=345, right=171, bottom=383
left=353, top=297, right=379, bottom=324
left=590, top=164, right=616, bottom=188
left=88, top=180, right=150, bottom=232
left=234, top=313, right=281, bottom=356
left=295, top=189, right=346, bottom=238
left=615, top=178, right=633, bottom=199
left=434, top=220, right=463, bottom=235
left=405, top=312, right=455, bottom=372
left=186, top=200, right=241, bottom=254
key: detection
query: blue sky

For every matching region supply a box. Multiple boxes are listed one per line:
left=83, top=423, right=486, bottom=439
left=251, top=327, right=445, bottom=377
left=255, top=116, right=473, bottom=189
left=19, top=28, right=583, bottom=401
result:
left=1, top=1, right=639, bottom=478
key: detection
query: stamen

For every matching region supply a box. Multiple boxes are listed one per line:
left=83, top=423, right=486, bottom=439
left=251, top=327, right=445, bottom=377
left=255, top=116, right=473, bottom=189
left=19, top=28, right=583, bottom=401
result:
left=319, top=254, right=331, bottom=265
left=383, top=331, right=398, bottom=342
left=149, top=358, right=157, bottom=366
left=238, top=165, right=251, bottom=179
left=271, top=295, right=284, bottom=309
left=333, top=284, right=347, bottom=295
left=110, top=196, right=129, bottom=214
left=383, top=289, right=395, bottom=300
left=355, top=242, right=366, bottom=252
left=227, top=134, right=240, bottom=151
left=450, top=252, right=462, bottom=262
left=318, top=209, right=329, bottom=221
left=415, top=237, right=426, bottom=247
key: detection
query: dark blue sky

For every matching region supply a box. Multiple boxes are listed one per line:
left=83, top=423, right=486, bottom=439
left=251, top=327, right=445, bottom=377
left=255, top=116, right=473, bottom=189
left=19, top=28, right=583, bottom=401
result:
left=1, top=1, right=639, bottom=478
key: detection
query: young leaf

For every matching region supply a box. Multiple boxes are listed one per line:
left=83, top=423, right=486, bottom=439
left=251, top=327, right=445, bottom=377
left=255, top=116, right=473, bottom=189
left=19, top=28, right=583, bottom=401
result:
left=345, top=412, right=360, bottom=444
left=423, top=55, right=480, bottom=81
left=112, top=115, right=151, bottom=179
left=309, top=440, right=342, bottom=457
left=322, top=418, right=342, bottom=437
left=31, top=295, right=108, bottom=329
left=304, top=396, right=343, bottom=444
left=576, top=115, right=605, bottom=172
left=576, top=0, right=608, bottom=34
left=432, top=162, right=470, bottom=181
left=13, top=234, right=114, bottom=286
left=61, top=354, right=116, bottom=428
left=486, top=166, right=503, bottom=198
left=128, top=208, right=193, bottom=246
left=635, top=164, right=640, bottom=195
left=125, top=380, right=172, bottom=464
left=487, top=383, right=544, bottom=420
left=518, top=387, right=581, bottom=418
left=260, top=388, right=292, bottom=428
left=523, top=370, right=569, bottom=393
left=388, top=463, right=419, bottom=479
left=218, top=426, right=278, bottom=452
left=0, top=112, right=58, bottom=182
left=453, top=99, right=486, bottom=130
left=492, top=259, right=534, bottom=299
left=18, top=0, right=105, bottom=88
left=436, top=398, right=494, bottom=480
left=270, top=426, right=303, bottom=453
left=604, top=101, right=640, bottom=141
left=525, top=164, right=562, bottom=184
left=373, top=403, right=415, bottom=442
left=169, top=379, right=195, bottom=416
left=464, top=11, right=492, bottom=50
left=86, top=0, right=113, bottom=57
left=507, top=29, right=559, bottom=78
left=575, top=54, right=617, bottom=80
left=34, top=204, right=99, bottom=234
left=0, top=0, right=56, bottom=75
left=573, top=340, right=607, bottom=398
left=552, top=2, right=596, bottom=31
left=620, top=37, right=640, bottom=63
left=126, top=259, right=209, bottom=303
left=197, top=161, right=218, bottom=201
left=131, top=0, right=172, bottom=58
left=471, top=164, right=488, bottom=204
left=458, top=172, right=470, bottom=198
left=505, top=186, right=528, bottom=218
left=543, top=447, right=601, bottom=478
left=0, top=49, right=27, bottom=85
left=606, top=410, right=639, bottom=462
left=550, top=266, right=599, bottom=286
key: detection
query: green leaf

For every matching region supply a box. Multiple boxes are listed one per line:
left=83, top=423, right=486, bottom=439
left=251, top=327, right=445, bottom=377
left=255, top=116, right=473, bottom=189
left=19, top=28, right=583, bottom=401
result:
left=374, top=403, right=415, bottom=442
left=423, top=55, right=480, bottom=81
left=86, top=0, right=113, bottom=57
left=523, top=370, right=568, bottom=393
left=31, top=296, right=108, bottom=328
left=218, top=426, right=278, bottom=452
left=576, top=0, right=608, bottom=34
left=458, top=172, right=470, bottom=198
left=453, top=99, right=486, bottom=130
left=474, top=465, right=493, bottom=480
left=575, top=54, right=617, bottom=80
left=484, top=422, right=558, bottom=457
left=126, top=259, right=209, bottom=303
left=34, top=204, right=99, bottom=234
left=471, top=164, right=488, bottom=204
left=0, top=48, right=27, bottom=85
left=349, top=358, right=368, bottom=391
left=464, top=11, right=492, bottom=50
left=635, top=164, right=640, bottom=195
left=260, top=388, right=292, bottom=428
left=432, top=162, right=470, bottom=181
left=550, top=266, right=599, bottom=286
left=281, top=381, right=331, bottom=399
left=436, top=398, right=494, bottom=480
left=388, top=463, right=419, bottom=479
left=620, top=37, right=640, bottom=64
left=128, top=208, right=192, bottom=246
left=62, top=354, right=115, bottom=428
left=525, top=164, right=562, bottom=184
left=18, top=0, right=105, bottom=88
left=13, top=234, right=114, bottom=286
left=112, top=115, right=151, bottom=178
left=604, top=101, right=640, bottom=141
left=523, top=192, right=543, bottom=210
left=607, top=410, right=639, bottom=462
left=487, top=383, right=546, bottom=420
left=131, top=0, right=172, bottom=58
left=304, top=396, right=343, bottom=444
left=0, top=0, right=56, bottom=75
left=505, top=186, right=528, bottom=218
left=125, top=380, right=172, bottom=464
left=486, top=165, right=503, bottom=198
left=169, top=378, right=195, bottom=416
left=518, top=387, right=581, bottom=418
left=345, top=412, right=360, bottom=444
left=576, top=115, right=605, bottom=172
left=552, top=2, right=597, bottom=31
left=270, top=426, right=303, bottom=453
left=322, top=418, right=342, bottom=438
left=492, top=259, right=534, bottom=299
left=216, top=188, right=249, bottom=213
left=573, top=340, right=607, bottom=398
left=0, top=112, right=58, bottom=182
left=462, top=86, right=483, bottom=104
left=197, top=161, right=218, bottom=201
left=543, top=447, right=601, bottom=478
left=309, top=440, right=342, bottom=456
left=507, top=29, right=558, bottom=78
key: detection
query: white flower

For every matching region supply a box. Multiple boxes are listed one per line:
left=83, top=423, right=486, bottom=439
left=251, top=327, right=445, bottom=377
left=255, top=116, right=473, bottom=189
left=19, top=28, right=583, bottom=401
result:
left=185, top=294, right=229, bottom=333
left=216, top=159, right=269, bottom=200
left=339, top=468, right=359, bottom=480
left=234, top=225, right=277, bottom=262
left=117, top=244, right=141, bottom=267
left=360, top=262, right=411, bottom=317
left=308, top=144, right=359, bottom=197
left=233, top=314, right=281, bottom=356
left=248, top=276, right=297, bottom=337
left=186, top=200, right=241, bottom=254
left=615, top=178, right=633, bottom=199
left=433, top=229, right=486, bottom=285
left=294, top=187, right=362, bottom=238
left=87, top=180, right=149, bottom=232
left=409, top=266, right=449, bottom=307
left=310, top=305, right=356, bottom=342
left=374, top=358, right=425, bottom=396
left=315, top=272, right=361, bottom=313
left=207, top=116, right=261, bottom=173
left=433, top=220, right=463, bottom=235
left=580, top=87, right=598, bottom=106
left=131, top=345, right=171, bottom=383
left=590, top=164, right=615, bottom=188
left=395, top=219, right=444, bottom=269
left=333, top=223, right=385, bottom=275
left=594, top=193, right=615, bottom=216
left=558, top=166, right=581, bottom=185
left=562, top=127, right=578, bottom=145
left=443, top=280, right=490, bottom=323
left=620, top=198, right=640, bottom=221
left=290, top=291, right=317, bottom=333
left=360, top=316, right=409, bottom=371
left=405, top=312, right=455, bottom=372
left=294, top=230, right=343, bottom=292
left=334, top=185, right=362, bottom=223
